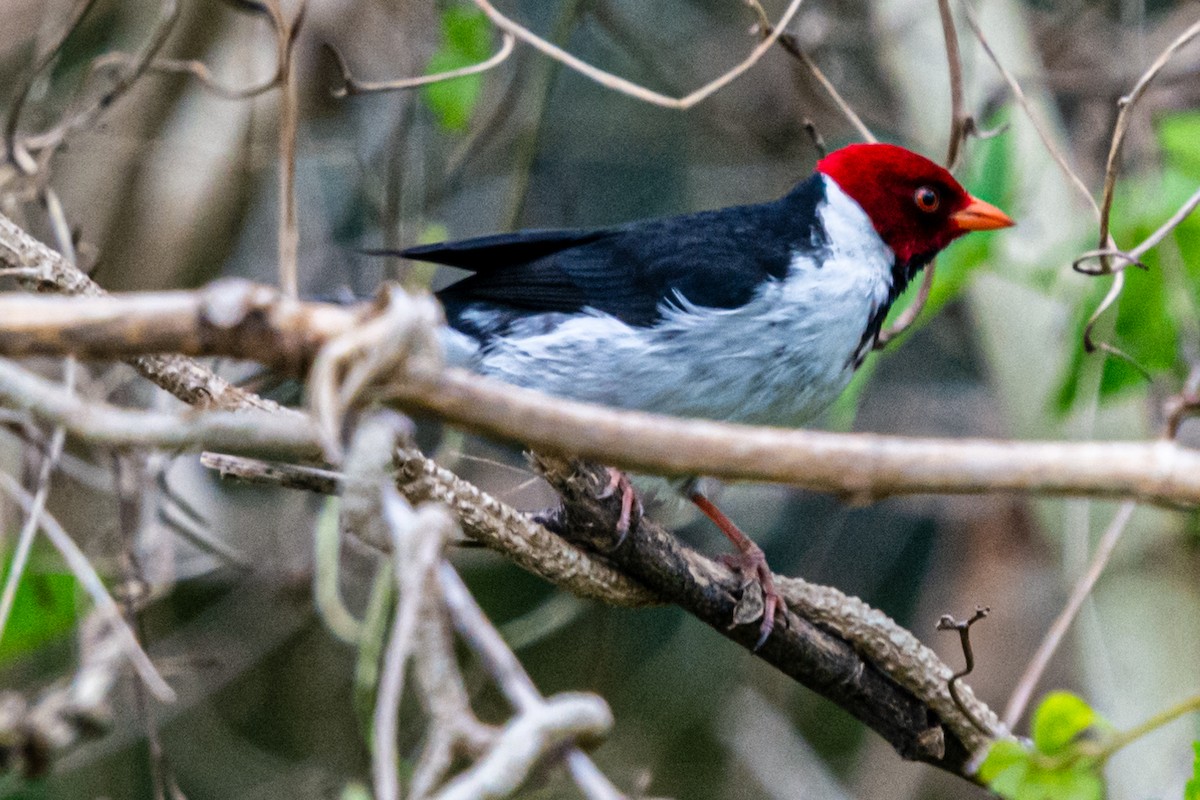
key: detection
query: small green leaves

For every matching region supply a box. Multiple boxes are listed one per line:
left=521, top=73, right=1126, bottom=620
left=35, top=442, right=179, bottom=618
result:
left=979, top=740, right=1103, bottom=800
left=979, top=692, right=1105, bottom=800
left=422, top=5, right=493, bottom=132
left=1185, top=741, right=1200, bottom=800
left=1032, top=691, right=1099, bottom=755
left=1053, top=109, right=1200, bottom=415
left=1159, top=112, right=1200, bottom=179
left=0, top=553, right=79, bottom=664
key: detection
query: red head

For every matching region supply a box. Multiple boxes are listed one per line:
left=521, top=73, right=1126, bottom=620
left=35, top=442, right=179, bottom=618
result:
left=817, top=143, right=1013, bottom=266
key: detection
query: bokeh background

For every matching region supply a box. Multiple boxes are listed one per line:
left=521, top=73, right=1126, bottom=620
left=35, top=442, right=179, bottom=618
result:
left=1, top=0, right=1199, bottom=798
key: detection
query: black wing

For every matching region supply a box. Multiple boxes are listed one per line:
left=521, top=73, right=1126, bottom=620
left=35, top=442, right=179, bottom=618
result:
left=408, top=173, right=828, bottom=331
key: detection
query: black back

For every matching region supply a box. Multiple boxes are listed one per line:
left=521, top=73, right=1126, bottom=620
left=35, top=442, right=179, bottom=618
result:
left=405, top=174, right=829, bottom=337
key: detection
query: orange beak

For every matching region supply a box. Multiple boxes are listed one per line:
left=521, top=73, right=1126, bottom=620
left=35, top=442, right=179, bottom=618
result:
left=950, top=195, right=1015, bottom=231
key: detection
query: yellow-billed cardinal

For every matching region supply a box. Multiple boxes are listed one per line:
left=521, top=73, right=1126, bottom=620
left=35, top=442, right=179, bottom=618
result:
left=403, top=143, right=1014, bottom=647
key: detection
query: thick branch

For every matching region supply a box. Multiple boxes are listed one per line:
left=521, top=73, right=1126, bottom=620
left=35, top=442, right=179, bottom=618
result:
left=387, top=370, right=1200, bottom=507
left=3, top=278, right=1200, bottom=506
left=0, top=212, right=651, bottom=609
left=0, top=279, right=362, bottom=368
left=532, top=455, right=1005, bottom=777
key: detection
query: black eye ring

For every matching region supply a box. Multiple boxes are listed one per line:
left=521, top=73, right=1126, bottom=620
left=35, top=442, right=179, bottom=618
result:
left=914, top=186, right=939, bottom=212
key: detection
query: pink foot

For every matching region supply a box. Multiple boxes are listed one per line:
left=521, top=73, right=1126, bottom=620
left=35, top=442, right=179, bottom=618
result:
left=598, top=468, right=641, bottom=547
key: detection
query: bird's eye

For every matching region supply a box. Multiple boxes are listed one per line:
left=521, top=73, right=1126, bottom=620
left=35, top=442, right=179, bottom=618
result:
left=914, top=186, right=940, bottom=212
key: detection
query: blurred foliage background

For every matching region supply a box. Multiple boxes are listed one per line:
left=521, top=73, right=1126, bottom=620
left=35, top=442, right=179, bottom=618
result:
left=0, top=0, right=1199, bottom=798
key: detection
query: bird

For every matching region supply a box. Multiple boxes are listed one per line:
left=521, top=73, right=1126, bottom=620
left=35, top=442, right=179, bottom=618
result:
left=401, top=142, right=1014, bottom=647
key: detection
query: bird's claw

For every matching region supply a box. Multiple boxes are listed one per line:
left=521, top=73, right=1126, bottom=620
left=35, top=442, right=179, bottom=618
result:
left=600, top=468, right=641, bottom=548
left=717, top=545, right=786, bottom=651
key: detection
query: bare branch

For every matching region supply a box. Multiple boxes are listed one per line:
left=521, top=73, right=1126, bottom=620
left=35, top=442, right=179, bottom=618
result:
left=436, top=561, right=621, bottom=799
left=0, top=279, right=363, bottom=367
left=200, top=450, right=658, bottom=608
left=533, top=455, right=1006, bottom=773
left=373, top=494, right=449, bottom=800
left=393, top=448, right=658, bottom=607
left=276, top=2, right=306, bottom=298
left=470, top=0, right=806, bottom=110
left=202, top=452, right=341, bottom=494
left=938, top=0, right=969, bottom=169
left=327, top=33, right=516, bottom=98
left=742, top=0, right=876, bottom=144
left=0, top=473, right=173, bottom=701
left=3, top=0, right=101, bottom=160
left=875, top=261, right=937, bottom=348
left=8, top=279, right=1200, bottom=507
left=1003, top=500, right=1136, bottom=728
left=0, top=356, right=322, bottom=460
left=0, top=359, right=72, bottom=649
left=960, top=3, right=1099, bottom=218
left=21, top=0, right=182, bottom=157
left=1096, top=19, right=1200, bottom=265
left=386, top=368, right=1200, bottom=508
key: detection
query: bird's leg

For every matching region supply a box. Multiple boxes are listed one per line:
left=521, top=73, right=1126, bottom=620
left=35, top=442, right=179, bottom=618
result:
left=686, top=485, right=784, bottom=650
left=598, top=467, right=641, bottom=547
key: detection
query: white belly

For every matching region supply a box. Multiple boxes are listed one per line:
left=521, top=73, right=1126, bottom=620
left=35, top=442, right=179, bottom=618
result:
left=464, top=184, right=896, bottom=426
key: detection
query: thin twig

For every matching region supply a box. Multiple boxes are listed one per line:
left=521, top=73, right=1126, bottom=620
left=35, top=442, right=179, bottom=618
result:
left=0, top=355, right=322, bottom=459
left=0, top=361, right=73, bottom=648
left=21, top=0, right=181, bottom=156
left=201, top=452, right=341, bottom=494
left=960, top=2, right=1098, bottom=218
left=936, top=606, right=991, bottom=734
left=470, top=0, right=806, bottom=110
left=876, top=261, right=937, bottom=348
left=276, top=2, right=306, bottom=298
left=82, top=0, right=295, bottom=102
left=1002, top=500, right=1136, bottom=728
left=373, top=492, right=449, bottom=800
left=0, top=473, right=174, bottom=701
left=88, top=53, right=284, bottom=100
left=1089, top=692, right=1200, bottom=762
left=111, top=454, right=176, bottom=800
left=1074, top=182, right=1200, bottom=273
left=327, top=33, right=516, bottom=98
left=1096, top=19, right=1200, bottom=267
left=742, top=0, right=875, bottom=144
left=938, top=0, right=969, bottom=170
left=3, top=0, right=101, bottom=160
left=436, top=562, right=621, bottom=799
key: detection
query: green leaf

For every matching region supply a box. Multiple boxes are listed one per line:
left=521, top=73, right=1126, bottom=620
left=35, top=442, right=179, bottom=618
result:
left=1016, top=762, right=1103, bottom=800
left=1185, top=741, right=1200, bottom=800
left=441, top=5, right=491, bottom=58
left=0, top=551, right=79, bottom=663
left=980, top=740, right=1034, bottom=796
left=1159, top=112, right=1200, bottom=181
left=1052, top=111, right=1200, bottom=416
left=979, top=739, right=1103, bottom=800
left=421, top=5, right=493, bottom=132
left=1032, top=692, right=1098, bottom=755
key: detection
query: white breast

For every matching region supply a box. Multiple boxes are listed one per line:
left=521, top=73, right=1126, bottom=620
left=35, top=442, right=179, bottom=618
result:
left=468, top=179, right=896, bottom=427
